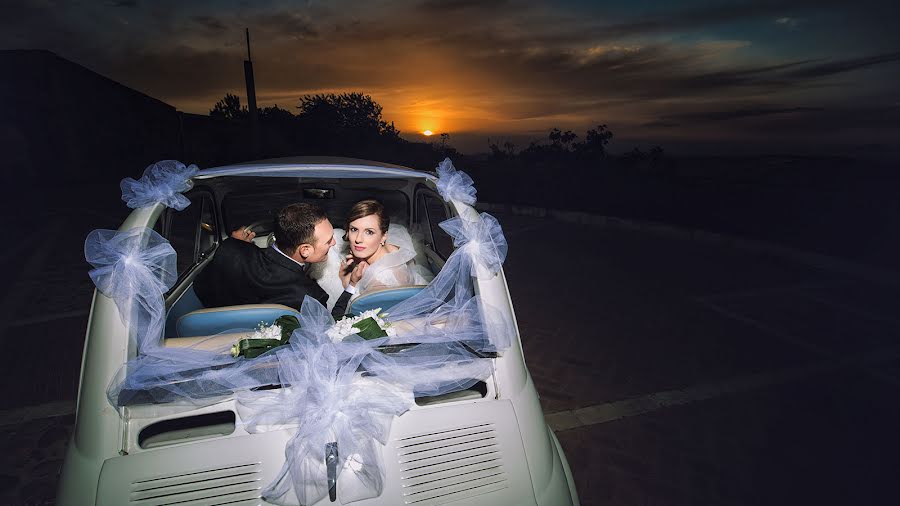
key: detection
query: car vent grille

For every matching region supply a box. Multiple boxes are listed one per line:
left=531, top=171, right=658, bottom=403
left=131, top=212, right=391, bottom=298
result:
left=129, top=462, right=262, bottom=505
left=397, top=422, right=508, bottom=505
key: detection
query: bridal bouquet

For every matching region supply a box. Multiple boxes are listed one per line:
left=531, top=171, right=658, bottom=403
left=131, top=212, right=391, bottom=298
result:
left=327, top=308, right=396, bottom=342
left=231, top=310, right=395, bottom=358
left=231, top=314, right=300, bottom=358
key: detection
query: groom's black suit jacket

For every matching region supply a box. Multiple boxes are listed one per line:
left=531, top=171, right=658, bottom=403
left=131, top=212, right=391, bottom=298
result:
left=193, top=239, right=350, bottom=319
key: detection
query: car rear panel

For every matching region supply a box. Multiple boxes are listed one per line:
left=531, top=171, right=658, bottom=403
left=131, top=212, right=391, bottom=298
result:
left=97, top=399, right=536, bottom=506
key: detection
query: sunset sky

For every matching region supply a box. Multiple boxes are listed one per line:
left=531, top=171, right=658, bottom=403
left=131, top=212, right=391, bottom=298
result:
left=3, top=0, right=899, bottom=155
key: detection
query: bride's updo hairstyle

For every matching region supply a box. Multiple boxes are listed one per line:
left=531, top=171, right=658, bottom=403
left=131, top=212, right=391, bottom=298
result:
left=344, top=199, right=390, bottom=240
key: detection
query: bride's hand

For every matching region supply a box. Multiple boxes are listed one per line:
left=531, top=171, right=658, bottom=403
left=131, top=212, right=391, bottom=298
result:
left=340, top=255, right=368, bottom=288
left=350, top=260, right=368, bottom=286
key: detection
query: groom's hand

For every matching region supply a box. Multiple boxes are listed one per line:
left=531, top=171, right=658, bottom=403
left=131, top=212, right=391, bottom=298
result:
left=230, top=226, right=256, bottom=243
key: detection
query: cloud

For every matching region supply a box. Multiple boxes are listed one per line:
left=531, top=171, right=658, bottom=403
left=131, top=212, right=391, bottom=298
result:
left=641, top=120, right=681, bottom=129
left=588, top=0, right=841, bottom=40
left=191, top=15, right=227, bottom=32
left=252, top=11, right=319, bottom=41
left=775, top=16, right=799, bottom=28
left=416, top=0, right=512, bottom=13
left=664, top=106, right=825, bottom=123
left=784, top=51, right=900, bottom=78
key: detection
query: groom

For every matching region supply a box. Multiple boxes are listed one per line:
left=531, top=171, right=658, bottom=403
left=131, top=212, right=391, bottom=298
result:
left=194, top=202, right=364, bottom=318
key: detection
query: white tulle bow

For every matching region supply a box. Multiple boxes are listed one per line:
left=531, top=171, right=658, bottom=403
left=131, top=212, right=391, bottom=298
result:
left=85, top=227, right=177, bottom=352
left=238, top=299, right=412, bottom=506
left=439, top=213, right=508, bottom=278
left=435, top=158, right=477, bottom=205
left=120, top=160, right=199, bottom=210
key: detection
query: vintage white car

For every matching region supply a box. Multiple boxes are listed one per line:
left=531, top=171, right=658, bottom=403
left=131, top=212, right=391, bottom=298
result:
left=57, top=157, right=579, bottom=505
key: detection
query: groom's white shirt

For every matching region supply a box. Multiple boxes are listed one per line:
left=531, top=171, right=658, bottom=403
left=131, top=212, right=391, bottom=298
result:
left=273, top=243, right=356, bottom=294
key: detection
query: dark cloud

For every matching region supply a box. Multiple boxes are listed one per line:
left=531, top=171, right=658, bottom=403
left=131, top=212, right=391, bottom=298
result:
left=784, top=51, right=900, bottom=79
left=642, top=120, right=681, bottom=129
left=253, top=11, right=319, bottom=40
left=112, top=0, right=138, bottom=7
left=590, top=0, right=843, bottom=40
left=417, top=0, right=512, bottom=13
left=460, top=41, right=900, bottom=108
left=737, top=104, right=900, bottom=133
left=191, top=15, right=227, bottom=32
left=665, top=106, right=825, bottom=123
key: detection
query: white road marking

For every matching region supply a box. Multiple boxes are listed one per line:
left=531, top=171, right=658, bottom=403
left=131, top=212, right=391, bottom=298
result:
left=693, top=279, right=847, bottom=301
left=546, top=345, right=900, bottom=432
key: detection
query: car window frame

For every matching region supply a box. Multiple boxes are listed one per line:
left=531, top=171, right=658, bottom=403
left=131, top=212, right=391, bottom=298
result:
left=161, top=187, right=219, bottom=285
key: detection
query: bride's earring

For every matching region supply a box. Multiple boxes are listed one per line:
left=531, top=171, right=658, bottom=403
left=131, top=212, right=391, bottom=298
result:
left=380, top=240, right=385, bottom=246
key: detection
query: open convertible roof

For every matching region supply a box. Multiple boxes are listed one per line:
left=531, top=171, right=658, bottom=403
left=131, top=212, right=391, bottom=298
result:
left=196, top=156, right=435, bottom=180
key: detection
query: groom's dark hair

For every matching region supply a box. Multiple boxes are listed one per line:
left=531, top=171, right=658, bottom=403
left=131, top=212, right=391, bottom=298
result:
left=274, top=202, right=328, bottom=254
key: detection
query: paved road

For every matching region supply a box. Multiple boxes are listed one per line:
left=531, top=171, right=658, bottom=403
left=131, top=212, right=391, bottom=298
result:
left=499, top=212, right=900, bottom=505
left=2, top=203, right=899, bottom=505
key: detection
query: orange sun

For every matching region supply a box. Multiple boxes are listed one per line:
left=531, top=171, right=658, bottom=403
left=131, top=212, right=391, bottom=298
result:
left=422, top=130, right=434, bottom=136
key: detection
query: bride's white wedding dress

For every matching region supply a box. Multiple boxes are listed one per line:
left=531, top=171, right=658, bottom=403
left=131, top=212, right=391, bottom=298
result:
left=308, top=222, right=434, bottom=310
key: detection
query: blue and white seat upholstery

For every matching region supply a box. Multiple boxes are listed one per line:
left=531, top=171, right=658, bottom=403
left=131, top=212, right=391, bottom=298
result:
left=347, top=285, right=427, bottom=315
left=175, top=304, right=301, bottom=337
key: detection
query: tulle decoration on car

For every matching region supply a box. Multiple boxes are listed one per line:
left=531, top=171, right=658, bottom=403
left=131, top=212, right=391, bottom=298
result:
left=434, top=157, right=477, bottom=205
left=120, top=160, right=199, bottom=210
left=84, top=227, right=177, bottom=354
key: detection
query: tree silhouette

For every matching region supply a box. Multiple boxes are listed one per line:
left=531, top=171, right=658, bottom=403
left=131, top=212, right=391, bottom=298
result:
left=548, top=128, right=578, bottom=151
left=297, top=92, right=399, bottom=138
left=210, top=93, right=247, bottom=121
left=488, top=139, right=517, bottom=161
left=259, top=104, right=294, bottom=122
left=574, top=124, right=613, bottom=158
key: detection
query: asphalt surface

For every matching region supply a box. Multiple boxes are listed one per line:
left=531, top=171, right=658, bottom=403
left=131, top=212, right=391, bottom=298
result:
left=2, top=198, right=899, bottom=505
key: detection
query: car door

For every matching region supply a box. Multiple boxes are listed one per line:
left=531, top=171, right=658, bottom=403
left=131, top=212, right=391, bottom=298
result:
left=414, top=186, right=455, bottom=273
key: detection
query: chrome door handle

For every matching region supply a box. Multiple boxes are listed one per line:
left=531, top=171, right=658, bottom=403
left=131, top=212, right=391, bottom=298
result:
left=325, top=442, right=339, bottom=502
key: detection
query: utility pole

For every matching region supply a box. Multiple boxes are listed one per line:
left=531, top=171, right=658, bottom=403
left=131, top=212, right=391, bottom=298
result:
left=244, top=28, right=260, bottom=157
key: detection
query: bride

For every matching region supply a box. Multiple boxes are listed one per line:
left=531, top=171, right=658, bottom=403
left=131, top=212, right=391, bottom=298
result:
left=337, top=199, right=431, bottom=296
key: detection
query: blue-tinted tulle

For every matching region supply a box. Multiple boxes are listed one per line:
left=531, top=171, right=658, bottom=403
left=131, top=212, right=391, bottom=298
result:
left=435, top=158, right=477, bottom=205
left=85, top=227, right=177, bottom=354
left=120, top=160, right=199, bottom=210
left=95, top=161, right=513, bottom=505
